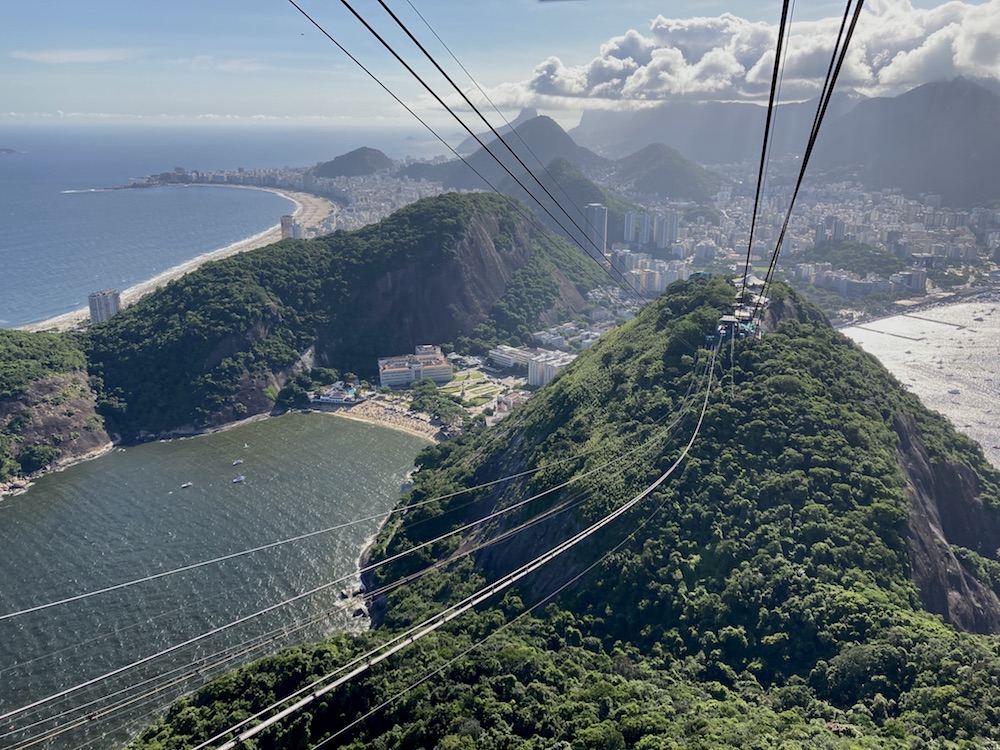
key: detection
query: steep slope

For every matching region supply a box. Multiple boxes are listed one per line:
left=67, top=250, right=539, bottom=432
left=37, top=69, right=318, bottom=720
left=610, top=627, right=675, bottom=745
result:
left=85, top=193, right=603, bottom=438
left=614, top=142, right=725, bottom=201
left=137, top=279, right=1000, bottom=748
left=500, top=156, right=637, bottom=253
left=0, top=330, right=111, bottom=487
left=313, top=146, right=393, bottom=178
left=403, top=115, right=609, bottom=190
left=811, top=78, right=1000, bottom=207
left=456, top=107, right=539, bottom=155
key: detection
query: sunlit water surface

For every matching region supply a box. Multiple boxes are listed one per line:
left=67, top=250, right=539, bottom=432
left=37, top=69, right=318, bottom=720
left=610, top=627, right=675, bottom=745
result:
left=843, top=298, right=1000, bottom=469
left=0, top=412, right=427, bottom=748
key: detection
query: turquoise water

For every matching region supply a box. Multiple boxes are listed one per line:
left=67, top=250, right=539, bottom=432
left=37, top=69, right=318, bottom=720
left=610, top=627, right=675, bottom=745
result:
left=0, top=412, right=428, bottom=748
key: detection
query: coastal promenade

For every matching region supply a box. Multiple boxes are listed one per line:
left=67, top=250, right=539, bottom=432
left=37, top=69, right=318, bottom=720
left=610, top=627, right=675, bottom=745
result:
left=21, top=187, right=335, bottom=333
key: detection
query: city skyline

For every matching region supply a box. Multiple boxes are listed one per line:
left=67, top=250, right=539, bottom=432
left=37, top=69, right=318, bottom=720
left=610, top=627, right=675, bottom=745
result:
left=3, top=0, right=999, bottom=130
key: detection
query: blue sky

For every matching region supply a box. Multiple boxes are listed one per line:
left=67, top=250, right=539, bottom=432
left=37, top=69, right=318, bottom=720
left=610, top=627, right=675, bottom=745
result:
left=3, top=0, right=998, bottom=128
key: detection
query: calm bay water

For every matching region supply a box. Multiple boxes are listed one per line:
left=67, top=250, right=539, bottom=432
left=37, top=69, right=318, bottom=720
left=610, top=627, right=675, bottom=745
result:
left=0, top=412, right=428, bottom=748
left=0, top=123, right=446, bottom=327
left=843, top=298, right=1000, bottom=469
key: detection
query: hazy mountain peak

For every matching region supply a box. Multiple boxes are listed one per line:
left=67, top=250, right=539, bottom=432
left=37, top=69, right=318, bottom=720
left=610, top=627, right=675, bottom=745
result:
left=313, top=146, right=393, bottom=178
left=456, top=107, right=541, bottom=155
left=812, top=77, right=1000, bottom=207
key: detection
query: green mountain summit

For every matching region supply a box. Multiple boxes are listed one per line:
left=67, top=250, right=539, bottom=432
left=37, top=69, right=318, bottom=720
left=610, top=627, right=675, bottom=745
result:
left=135, top=277, right=1000, bottom=748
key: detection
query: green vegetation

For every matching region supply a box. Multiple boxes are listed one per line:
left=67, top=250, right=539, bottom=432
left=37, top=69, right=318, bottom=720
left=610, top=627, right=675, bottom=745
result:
left=793, top=241, right=905, bottom=278
left=313, top=147, right=393, bottom=178
left=0, top=330, right=89, bottom=481
left=408, top=378, right=465, bottom=428
left=617, top=143, right=725, bottom=203
left=135, top=278, right=1000, bottom=748
left=0, top=329, right=86, bottom=399
left=501, top=157, right=638, bottom=251
left=84, top=193, right=601, bottom=436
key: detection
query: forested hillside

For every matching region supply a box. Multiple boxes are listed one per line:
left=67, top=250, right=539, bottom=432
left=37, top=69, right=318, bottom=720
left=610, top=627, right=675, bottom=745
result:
left=0, top=330, right=110, bottom=483
left=135, top=278, right=1000, bottom=748
left=85, top=193, right=603, bottom=437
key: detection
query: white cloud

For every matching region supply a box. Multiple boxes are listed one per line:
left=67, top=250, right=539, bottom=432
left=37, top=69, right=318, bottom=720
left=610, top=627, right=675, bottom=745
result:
left=485, top=0, right=1000, bottom=109
left=11, top=48, right=140, bottom=65
left=174, top=56, right=270, bottom=74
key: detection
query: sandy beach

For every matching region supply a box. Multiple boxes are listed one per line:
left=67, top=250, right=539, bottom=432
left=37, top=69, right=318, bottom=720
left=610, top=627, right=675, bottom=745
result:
left=325, top=398, right=443, bottom=443
left=21, top=186, right=336, bottom=333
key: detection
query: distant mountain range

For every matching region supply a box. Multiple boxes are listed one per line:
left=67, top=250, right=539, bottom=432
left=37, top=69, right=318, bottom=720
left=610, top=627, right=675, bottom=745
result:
left=569, top=78, right=1000, bottom=208
left=570, top=93, right=863, bottom=163
left=405, top=115, right=723, bottom=211
left=810, top=78, right=1000, bottom=208
left=313, top=146, right=393, bottom=178
left=405, top=115, right=607, bottom=191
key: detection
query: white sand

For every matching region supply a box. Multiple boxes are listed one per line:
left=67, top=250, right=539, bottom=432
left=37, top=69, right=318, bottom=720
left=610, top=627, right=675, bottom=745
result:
left=21, top=187, right=336, bottom=333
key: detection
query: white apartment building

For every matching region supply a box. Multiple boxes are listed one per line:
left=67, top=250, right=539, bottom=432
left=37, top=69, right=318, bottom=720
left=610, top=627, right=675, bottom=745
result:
left=528, top=351, right=576, bottom=388
left=88, top=289, right=121, bottom=324
left=378, top=345, right=453, bottom=388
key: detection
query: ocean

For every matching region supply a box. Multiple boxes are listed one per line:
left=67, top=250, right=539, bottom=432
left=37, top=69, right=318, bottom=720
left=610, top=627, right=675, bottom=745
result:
left=842, top=298, right=1000, bottom=469
left=0, top=412, right=428, bottom=749
left=0, top=122, right=446, bottom=328
left=0, top=122, right=447, bottom=747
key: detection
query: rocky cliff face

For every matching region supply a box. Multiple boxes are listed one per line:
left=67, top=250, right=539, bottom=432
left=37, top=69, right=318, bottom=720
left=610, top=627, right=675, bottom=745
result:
left=895, top=413, right=1000, bottom=633
left=320, top=211, right=581, bottom=375
left=0, top=371, right=112, bottom=493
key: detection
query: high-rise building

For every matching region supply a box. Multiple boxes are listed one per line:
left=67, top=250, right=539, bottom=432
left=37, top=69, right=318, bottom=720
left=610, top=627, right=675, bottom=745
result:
left=583, top=203, right=608, bottom=255
left=814, top=223, right=827, bottom=249
left=638, top=213, right=653, bottom=245
left=88, top=289, right=121, bottom=324
left=665, top=213, right=680, bottom=244
left=280, top=215, right=295, bottom=239
left=624, top=211, right=636, bottom=243
left=655, top=214, right=680, bottom=249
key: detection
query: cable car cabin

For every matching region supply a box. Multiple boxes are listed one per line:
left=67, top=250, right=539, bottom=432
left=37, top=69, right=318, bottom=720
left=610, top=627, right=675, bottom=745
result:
left=707, top=314, right=756, bottom=346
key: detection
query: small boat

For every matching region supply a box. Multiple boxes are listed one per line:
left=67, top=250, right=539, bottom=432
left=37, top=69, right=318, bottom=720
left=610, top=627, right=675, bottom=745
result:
left=243, top=443, right=249, bottom=449
left=181, top=482, right=193, bottom=489
left=233, top=459, right=243, bottom=466
left=233, top=475, right=245, bottom=484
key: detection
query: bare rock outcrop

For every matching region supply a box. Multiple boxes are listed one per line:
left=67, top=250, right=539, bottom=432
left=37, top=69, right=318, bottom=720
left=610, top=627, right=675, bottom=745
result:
left=895, top=413, right=1000, bottom=633
left=0, top=372, right=113, bottom=491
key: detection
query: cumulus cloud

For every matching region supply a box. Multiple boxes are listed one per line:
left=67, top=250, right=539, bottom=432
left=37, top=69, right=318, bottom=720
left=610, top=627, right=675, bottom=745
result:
left=491, top=0, right=1000, bottom=109
left=11, top=48, right=139, bottom=65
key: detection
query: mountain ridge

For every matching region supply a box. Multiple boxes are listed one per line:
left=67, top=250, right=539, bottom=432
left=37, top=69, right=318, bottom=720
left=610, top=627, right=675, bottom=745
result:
left=811, top=77, right=1000, bottom=207
left=134, top=278, right=1000, bottom=748
left=0, top=193, right=605, bottom=473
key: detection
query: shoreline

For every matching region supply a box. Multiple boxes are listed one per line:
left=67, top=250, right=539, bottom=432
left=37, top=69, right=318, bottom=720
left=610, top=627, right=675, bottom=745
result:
left=0, top=440, right=115, bottom=499
left=317, top=399, right=442, bottom=443
left=1, top=401, right=440, bottom=498
left=18, top=186, right=336, bottom=333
